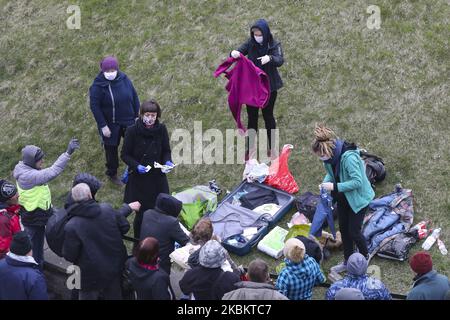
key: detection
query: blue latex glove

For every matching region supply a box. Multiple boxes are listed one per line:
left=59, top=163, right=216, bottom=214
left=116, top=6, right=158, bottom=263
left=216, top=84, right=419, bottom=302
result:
left=161, top=161, right=175, bottom=174
left=137, top=165, right=147, bottom=174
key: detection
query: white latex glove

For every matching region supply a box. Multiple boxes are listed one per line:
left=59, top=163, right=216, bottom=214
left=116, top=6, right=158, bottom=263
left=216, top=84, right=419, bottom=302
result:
left=320, top=182, right=334, bottom=191
left=101, top=126, right=111, bottom=138
left=257, top=55, right=271, bottom=65
left=231, top=50, right=241, bottom=59
left=128, top=201, right=141, bottom=212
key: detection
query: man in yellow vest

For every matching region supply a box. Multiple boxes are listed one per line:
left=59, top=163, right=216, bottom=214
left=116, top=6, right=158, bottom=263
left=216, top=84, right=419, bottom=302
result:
left=13, top=139, right=79, bottom=268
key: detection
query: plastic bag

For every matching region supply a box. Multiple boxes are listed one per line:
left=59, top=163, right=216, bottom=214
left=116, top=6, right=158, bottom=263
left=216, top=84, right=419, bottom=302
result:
left=243, top=159, right=269, bottom=183
left=264, top=144, right=299, bottom=194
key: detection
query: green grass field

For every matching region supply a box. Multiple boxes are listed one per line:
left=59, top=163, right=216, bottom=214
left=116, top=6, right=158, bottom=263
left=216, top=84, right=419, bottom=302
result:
left=0, top=0, right=449, bottom=298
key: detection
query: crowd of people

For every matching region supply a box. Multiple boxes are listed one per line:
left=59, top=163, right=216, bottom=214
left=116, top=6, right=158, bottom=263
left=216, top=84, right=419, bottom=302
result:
left=1, top=19, right=449, bottom=301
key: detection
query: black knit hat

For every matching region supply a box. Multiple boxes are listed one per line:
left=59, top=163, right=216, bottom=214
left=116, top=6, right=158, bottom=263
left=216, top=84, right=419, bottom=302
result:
left=73, top=173, right=102, bottom=197
left=10, top=231, right=32, bottom=256
left=0, top=180, right=17, bottom=203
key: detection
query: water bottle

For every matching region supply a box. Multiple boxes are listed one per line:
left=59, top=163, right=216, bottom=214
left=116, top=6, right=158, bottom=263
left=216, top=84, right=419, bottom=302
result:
left=438, top=239, right=448, bottom=255
left=422, top=228, right=441, bottom=250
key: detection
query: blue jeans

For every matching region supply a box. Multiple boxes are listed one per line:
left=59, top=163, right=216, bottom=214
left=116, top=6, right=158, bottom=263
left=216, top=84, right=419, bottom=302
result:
left=24, top=225, right=45, bottom=269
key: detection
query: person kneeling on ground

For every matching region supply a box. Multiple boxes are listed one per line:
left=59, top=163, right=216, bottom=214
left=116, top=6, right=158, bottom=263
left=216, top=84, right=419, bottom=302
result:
left=407, top=251, right=450, bottom=300
left=0, top=231, right=48, bottom=300
left=62, top=183, right=141, bottom=300
left=223, top=258, right=288, bottom=300
left=126, top=237, right=175, bottom=300
left=276, top=238, right=326, bottom=300
left=139, top=193, right=190, bottom=275
left=326, top=252, right=391, bottom=300
left=188, top=218, right=241, bottom=275
left=179, top=240, right=240, bottom=300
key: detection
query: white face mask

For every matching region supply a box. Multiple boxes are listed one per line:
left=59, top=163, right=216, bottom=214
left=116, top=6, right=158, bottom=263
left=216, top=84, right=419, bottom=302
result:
left=254, top=35, right=263, bottom=44
left=104, top=71, right=117, bottom=81
left=320, top=155, right=331, bottom=161
left=143, top=115, right=156, bottom=126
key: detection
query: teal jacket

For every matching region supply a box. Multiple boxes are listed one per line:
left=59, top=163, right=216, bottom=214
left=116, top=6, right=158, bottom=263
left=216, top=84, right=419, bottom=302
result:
left=323, top=149, right=375, bottom=213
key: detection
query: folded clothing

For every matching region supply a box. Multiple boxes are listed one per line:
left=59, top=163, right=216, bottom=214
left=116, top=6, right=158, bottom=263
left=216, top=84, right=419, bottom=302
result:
left=240, top=189, right=279, bottom=210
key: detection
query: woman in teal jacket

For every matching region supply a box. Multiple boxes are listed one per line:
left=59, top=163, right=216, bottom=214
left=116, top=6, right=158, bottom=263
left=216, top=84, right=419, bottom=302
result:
left=312, top=125, right=374, bottom=271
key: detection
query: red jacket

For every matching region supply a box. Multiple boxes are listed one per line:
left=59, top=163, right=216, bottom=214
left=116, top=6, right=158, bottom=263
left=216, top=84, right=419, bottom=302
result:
left=214, top=54, right=270, bottom=131
left=0, top=204, right=21, bottom=259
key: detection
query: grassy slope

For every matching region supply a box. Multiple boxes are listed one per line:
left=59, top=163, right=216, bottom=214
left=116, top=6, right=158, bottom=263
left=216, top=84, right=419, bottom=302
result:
left=0, top=0, right=449, bottom=297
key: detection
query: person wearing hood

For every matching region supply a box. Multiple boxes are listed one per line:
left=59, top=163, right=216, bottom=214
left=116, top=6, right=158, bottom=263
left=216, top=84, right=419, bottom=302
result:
left=89, top=56, right=140, bottom=186
left=62, top=183, right=141, bottom=300
left=407, top=251, right=450, bottom=300
left=311, top=124, right=374, bottom=274
left=0, top=180, right=21, bottom=260
left=223, top=259, right=288, bottom=300
left=179, top=240, right=240, bottom=300
left=230, top=19, right=284, bottom=158
left=13, top=139, right=79, bottom=268
left=0, top=231, right=48, bottom=300
left=139, top=193, right=189, bottom=275
left=126, top=237, right=175, bottom=300
left=275, top=238, right=326, bottom=300
left=121, top=99, right=174, bottom=240
left=325, top=253, right=391, bottom=300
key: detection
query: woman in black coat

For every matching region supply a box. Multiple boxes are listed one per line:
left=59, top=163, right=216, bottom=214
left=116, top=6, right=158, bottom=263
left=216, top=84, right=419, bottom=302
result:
left=231, top=19, right=284, bottom=159
left=121, top=99, right=174, bottom=239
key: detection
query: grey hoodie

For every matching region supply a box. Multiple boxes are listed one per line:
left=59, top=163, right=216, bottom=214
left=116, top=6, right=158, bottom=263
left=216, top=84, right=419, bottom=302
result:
left=13, top=146, right=71, bottom=190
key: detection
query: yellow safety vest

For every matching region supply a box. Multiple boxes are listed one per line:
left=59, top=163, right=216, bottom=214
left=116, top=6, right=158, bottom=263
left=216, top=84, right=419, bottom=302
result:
left=17, top=184, right=52, bottom=212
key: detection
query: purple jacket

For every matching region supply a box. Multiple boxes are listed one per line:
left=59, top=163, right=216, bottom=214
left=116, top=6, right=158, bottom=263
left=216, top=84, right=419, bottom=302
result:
left=214, top=54, right=270, bottom=131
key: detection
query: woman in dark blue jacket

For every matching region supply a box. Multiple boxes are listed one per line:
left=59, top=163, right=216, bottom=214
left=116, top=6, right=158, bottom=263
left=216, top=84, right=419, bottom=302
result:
left=231, top=19, right=284, bottom=159
left=89, top=56, right=140, bottom=185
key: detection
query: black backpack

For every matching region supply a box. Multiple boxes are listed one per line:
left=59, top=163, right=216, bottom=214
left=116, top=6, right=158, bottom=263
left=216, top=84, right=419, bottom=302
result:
left=295, top=192, right=337, bottom=227
left=360, top=150, right=386, bottom=185
left=45, top=208, right=73, bottom=257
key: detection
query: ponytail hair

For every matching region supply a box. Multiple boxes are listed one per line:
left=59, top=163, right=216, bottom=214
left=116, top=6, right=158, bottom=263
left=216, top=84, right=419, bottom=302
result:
left=311, top=124, right=337, bottom=158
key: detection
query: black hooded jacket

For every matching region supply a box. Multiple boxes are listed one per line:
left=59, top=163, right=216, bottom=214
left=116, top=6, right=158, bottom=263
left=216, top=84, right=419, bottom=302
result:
left=139, top=194, right=190, bottom=274
left=235, top=19, right=284, bottom=91
left=62, top=199, right=132, bottom=291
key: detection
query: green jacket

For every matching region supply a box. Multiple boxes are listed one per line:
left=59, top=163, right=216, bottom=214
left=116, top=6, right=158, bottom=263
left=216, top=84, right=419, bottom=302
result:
left=323, top=149, right=374, bottom=213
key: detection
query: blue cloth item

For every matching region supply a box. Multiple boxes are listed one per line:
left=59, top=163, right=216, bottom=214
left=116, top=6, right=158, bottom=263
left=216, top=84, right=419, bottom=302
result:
left=309, top=188, right=336, bottom=239
left=369, top=194, right=396, bottom=209
left=275, top=255, right=326, bottom=300
left=326, top=274, right=391, bottom=300
left=362, top=207, right=400, bottom=239
left=367, top=223, right=405, bottom=253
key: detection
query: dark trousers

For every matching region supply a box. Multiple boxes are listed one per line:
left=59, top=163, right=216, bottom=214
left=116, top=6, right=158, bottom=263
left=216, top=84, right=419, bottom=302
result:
left=246, top=90, right=278, bottom=152
left=79, top=276, right=122, bottom=300
left=104, top=126, right=127, bottom=177
left=337, top=195, right=369, bottom=261
left=24, top=225, right=45, bottom=269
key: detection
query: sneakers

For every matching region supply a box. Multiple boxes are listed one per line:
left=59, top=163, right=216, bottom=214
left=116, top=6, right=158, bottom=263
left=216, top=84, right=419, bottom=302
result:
left=330, top=261, right=347, bottom=274
left=108, top=175, right=124, bottom=187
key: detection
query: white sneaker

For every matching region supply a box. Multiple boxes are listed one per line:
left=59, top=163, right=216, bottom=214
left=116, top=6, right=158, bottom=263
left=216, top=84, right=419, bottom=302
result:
left=330, top=261, right=347, bottom=274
